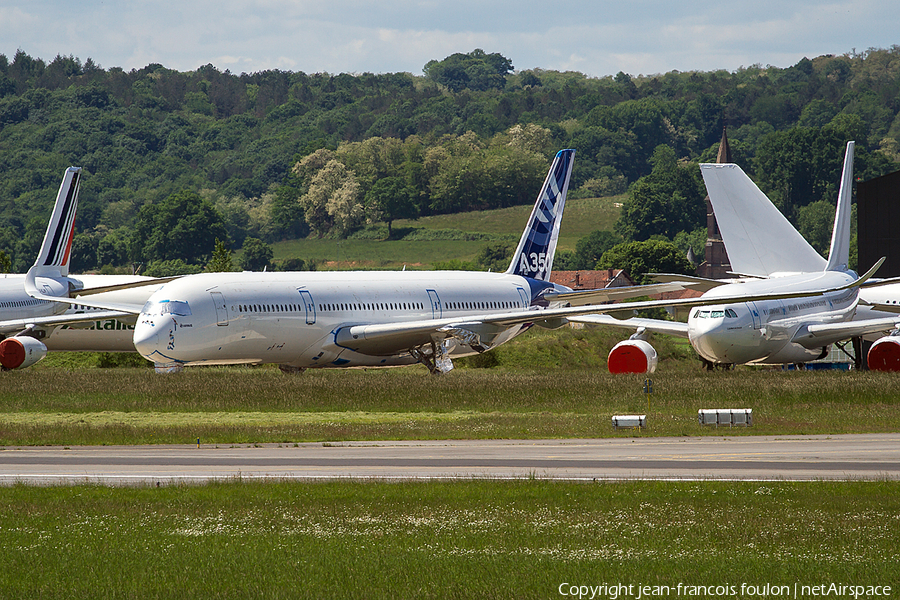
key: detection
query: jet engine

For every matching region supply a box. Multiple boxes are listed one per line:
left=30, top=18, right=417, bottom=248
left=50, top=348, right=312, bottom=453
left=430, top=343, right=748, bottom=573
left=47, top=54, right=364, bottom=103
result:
left=0, top=336, right=48, bottom=370
left=607, top=338, right=658, bottom=374
left=867, top=334, right=900, bottom=372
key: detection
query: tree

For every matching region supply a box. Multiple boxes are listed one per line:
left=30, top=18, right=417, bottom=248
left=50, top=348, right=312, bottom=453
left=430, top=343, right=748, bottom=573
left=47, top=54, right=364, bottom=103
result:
left=573, top=230, right=622, bottom=270
left=596, top=239, right=695, bottom=284
left=298, top=159, right=364, bottom=237
left=423, top=50, right=513, bottom=92
left=615, top=145, right=706, bottom=241
left=206, top=238, right=237, bottom=272
left=797, top=200, right=835, bottom=257
left=0, top=250, right=11, bottom=273
left=142, top=259, right=203, bottom=277
left=131, top=190, right=229, bottom=264
left=239, top=237, right=273, bottom=271
left=364, top=177, right=417, bottom=238
left=474, top=242, right=513, bottom=272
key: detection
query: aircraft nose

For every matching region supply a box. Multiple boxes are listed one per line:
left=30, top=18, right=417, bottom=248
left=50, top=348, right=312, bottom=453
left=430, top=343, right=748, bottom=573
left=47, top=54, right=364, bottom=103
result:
left=132, top=317, right=162, bottom=359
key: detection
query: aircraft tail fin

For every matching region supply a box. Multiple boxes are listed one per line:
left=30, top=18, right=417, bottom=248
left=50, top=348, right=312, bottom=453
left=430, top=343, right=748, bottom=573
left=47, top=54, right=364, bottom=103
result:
left=699, top=162, right=826, bottom=277
left=32, top=167, right=82, bottom=278
left=825, top=141, right=854, bottom=272
left=506, top=149, right=575, bottom=281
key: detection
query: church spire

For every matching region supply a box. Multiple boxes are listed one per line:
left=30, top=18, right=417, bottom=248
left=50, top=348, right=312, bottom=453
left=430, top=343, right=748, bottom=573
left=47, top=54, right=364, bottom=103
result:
left=716, top=126, right=732, bottom=164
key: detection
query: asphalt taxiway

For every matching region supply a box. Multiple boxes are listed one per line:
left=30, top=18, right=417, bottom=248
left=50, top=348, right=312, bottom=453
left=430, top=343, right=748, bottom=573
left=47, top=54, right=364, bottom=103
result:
left=1, top=434, right=898, bottom=485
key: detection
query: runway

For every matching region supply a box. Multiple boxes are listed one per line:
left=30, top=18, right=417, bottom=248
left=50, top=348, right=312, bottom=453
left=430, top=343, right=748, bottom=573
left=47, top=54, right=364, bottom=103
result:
left=2, top=434, right=899, bottom=485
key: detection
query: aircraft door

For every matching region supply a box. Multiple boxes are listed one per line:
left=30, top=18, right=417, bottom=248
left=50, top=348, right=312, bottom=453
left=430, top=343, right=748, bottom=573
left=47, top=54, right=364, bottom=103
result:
left=516, top=287, right=530, bottom=308
left=210, top=291, right=228, bottom=326
left=748, top=301, right=762, bottom=329
left=298, top=290, right=316, bottom=325
left=427, top=289, right=442, bottom=319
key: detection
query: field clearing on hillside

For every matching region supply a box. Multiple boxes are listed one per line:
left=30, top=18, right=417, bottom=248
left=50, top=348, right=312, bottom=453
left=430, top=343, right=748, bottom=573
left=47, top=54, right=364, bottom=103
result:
left=271, top=195, right=623, bottom=269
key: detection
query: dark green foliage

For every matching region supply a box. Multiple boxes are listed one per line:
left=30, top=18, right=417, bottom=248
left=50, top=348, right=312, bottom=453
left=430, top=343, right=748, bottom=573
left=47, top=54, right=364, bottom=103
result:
left=277, top=257, right=315, bottom=271
left=141, top=259, right=203, bottom=277
left=0, top=48, right=897, bottom=267
left=131, top=190, right=229, bottom=264
left=424, top=49, right=513, bottom=92
left=597, top=239, right=696, bottom=284
left=572, top=230, right=623, bottom=270
left=364, top=176, right=417, bottom=238
left=205, top=237, right=237, bottom=272
left=615, top=145, right=706, bottom=241
left=238, top=237, right=274, bottom=271
left=474, top=241, right=513, bottom=272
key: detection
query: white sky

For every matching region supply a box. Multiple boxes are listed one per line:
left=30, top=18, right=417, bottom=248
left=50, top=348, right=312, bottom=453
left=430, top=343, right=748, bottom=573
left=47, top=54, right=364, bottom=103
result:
left=1, top=1, right=896, bottom=77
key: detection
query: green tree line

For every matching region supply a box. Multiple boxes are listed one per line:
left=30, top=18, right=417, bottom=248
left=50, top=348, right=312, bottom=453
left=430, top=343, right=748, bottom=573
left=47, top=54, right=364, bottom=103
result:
left=1, top=47, right=898, bottom=274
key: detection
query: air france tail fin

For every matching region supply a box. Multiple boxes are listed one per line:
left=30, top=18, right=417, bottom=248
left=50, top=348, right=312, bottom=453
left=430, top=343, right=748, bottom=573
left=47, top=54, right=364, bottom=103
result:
left=32, top=167, right=82, bottom=278
left=506, top=149, right=575, bottom=281
left=699, top=162, right=826, bottom=277
left=825, top=141, right=854, bottom=272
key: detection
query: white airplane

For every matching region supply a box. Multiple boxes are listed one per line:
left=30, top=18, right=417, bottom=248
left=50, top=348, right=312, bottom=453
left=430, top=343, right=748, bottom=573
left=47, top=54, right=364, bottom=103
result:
left=25, top=149, right=882, bottom=374
left=0, top=167, right=166, bottom=370
left=571, top=141, right=895, bottom=372
left=683, top=141, right=900, bottom=371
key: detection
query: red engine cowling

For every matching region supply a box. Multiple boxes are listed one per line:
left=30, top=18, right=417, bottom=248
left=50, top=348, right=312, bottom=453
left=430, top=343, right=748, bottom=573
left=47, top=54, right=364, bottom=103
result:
left=867, top=336, right=900, bottom=372
left=607, top=339, right=658, bottom=374
left=0, top=336, right=48, bottom=370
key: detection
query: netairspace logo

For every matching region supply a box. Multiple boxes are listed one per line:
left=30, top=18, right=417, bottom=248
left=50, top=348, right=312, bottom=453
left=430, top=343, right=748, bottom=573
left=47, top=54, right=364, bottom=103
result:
left=557, top=583, right=893, bottom=600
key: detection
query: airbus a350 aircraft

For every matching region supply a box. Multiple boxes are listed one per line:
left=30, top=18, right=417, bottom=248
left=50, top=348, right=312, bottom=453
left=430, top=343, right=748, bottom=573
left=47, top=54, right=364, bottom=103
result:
left=574, top=141, right=898, bottom=372
left=0, top=167, right=165, bottom=370
left=26, top=149, right=882, bottom=374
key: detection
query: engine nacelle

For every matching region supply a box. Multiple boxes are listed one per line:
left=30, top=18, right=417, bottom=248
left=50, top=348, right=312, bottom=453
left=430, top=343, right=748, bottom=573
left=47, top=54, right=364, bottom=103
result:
left=867, top=336, right=900, bottom=372
left=0, top=336, right=48, bottom=370
left=607, top=339, right=658, bottom=374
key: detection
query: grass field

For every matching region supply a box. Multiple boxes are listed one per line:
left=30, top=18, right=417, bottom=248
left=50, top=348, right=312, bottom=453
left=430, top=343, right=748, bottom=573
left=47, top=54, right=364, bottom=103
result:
left=2, top=480, right=897, bottom=599
left=271, top=195, right=623, bottom=269
left=2, top=324, right=899, bottom=445
left=3, top=324, right=899, bottom=597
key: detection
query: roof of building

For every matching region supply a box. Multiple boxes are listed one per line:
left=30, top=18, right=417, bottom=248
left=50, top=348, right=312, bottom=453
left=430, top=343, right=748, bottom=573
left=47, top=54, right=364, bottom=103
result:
left=550, top=269, right=634, bottom=290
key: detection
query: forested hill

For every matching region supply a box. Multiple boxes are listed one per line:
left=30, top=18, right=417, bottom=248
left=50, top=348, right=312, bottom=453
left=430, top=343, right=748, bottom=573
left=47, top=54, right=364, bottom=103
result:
left=1, top=47, right=899, bottom=274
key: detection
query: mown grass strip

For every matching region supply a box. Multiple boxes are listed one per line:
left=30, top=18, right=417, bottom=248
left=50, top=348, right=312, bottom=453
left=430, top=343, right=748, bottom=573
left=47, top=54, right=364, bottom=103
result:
left=1, top=480, right=897, bottom=599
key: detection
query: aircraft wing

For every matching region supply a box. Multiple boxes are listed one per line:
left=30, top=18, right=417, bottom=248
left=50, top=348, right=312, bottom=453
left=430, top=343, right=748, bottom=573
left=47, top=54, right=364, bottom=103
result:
left=541, top=281, right=704, bottom=306
left=565, top=314, right=690, bottom=337
left=647, top=273, right=736, bottom=292
left=0, top=310, right=133, bottom=336
left=795, top=316, right=900, bottom=348
left=76, top=276, right=180, bottom=296
left=335, top=270, right=878, bottom=355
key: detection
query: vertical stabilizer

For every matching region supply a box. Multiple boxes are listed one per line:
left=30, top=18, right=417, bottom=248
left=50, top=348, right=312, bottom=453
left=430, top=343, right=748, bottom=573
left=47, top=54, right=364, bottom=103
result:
left=699, top=162, right=826, bottom=277
left=32, top=167, right=82, bottom=278
left=506, top=149, right=575, bottom=281
left=825, top=141, right=854, bottom=272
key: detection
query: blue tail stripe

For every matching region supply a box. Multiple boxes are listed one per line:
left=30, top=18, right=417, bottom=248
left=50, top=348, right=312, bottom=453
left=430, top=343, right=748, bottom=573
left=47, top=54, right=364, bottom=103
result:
left=508, top=149, right=574, bottom=281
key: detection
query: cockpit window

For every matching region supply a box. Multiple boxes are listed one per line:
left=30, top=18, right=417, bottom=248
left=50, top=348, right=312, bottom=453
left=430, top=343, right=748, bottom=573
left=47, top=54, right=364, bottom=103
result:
left=725, top=309, right=738, bottom=318
left=141, top=299, right=192, bottom=316
left=710, top=310, right=725, bottom=318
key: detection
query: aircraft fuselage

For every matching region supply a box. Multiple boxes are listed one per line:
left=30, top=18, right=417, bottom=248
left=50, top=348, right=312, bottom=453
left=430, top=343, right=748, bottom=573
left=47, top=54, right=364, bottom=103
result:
left=687, top=271, right=858, bottom=365
left=133, top=271, right=550, bottom=369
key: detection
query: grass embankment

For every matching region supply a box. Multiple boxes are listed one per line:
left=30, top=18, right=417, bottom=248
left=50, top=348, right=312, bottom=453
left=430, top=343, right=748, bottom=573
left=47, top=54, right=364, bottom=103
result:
left=272, top=195, right=623, bottom=269
left=1, top=480, right=897, bottom=598
left=2, top=324, right=898, bottom=445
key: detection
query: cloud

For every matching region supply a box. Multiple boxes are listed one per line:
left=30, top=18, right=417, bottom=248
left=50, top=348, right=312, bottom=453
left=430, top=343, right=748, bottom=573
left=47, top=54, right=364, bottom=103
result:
left=1, top=0, right=896, bottom=77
